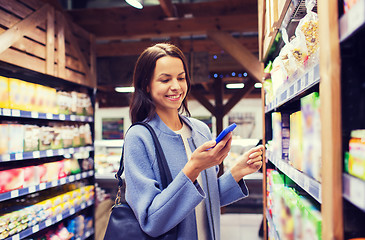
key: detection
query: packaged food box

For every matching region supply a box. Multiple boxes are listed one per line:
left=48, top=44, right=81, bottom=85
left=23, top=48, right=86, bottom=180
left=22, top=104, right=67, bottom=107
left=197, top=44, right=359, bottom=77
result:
left=289, top=111, right=303, bottom=171
left=0, top=76, right=9, bottom=109
left=23, top=125, right=40, bottom=152
left=8, top=124, right=24, bottom=153
left=0, top=168, right=24, bottom=193
left=0, top=124, right=8, bottom=154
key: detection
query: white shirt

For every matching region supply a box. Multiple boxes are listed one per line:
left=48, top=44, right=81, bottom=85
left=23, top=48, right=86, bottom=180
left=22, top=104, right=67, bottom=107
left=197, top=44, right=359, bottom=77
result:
left=174, top=122, right=209, bottom=240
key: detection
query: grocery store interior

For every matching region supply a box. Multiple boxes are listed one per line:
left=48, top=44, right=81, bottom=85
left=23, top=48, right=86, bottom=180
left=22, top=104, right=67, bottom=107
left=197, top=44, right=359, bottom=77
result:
left=0, top=0, right=365, bottom=239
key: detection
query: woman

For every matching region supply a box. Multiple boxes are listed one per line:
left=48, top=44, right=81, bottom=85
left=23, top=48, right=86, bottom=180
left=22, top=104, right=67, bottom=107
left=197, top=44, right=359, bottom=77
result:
left=124, top=43, right=263, bottom=239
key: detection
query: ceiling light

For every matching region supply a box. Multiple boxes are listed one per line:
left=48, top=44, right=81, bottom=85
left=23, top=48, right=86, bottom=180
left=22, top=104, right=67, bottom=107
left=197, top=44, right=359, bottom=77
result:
left=125, top=0, right=143, bottom=9
left=226, top=83, right=244, bottom=89
left=115, top=87, right=135, bottom=93
left=255, top=83, right=262, bottom=88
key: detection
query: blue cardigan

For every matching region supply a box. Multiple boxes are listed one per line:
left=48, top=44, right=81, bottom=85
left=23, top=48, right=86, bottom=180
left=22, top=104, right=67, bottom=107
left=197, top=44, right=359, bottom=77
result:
left=123, top=114, right=249, bottom=239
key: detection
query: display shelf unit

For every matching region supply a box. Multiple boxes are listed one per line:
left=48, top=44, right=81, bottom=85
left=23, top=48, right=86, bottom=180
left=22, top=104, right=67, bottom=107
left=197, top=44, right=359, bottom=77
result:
left=265, top=64, right=320, bottom=113
left=0, top=170, right=94, bottom=202
left=3, top=199, right=94, bottom=240
left=258, top=0, right=344, bottom=239
left=0, top=1, right=97, bottom=239
left=266, top=151, right=322, bottom=203
left=0, top=108, right=94, bottom=122
left=339, top=0, right=365, bottom=42
left=0, top=146, right=94, bottom=162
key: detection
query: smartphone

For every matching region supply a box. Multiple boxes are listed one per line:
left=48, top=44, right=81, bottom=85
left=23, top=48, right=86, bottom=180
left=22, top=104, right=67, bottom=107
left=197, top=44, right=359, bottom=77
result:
left=215, top=123, right=237, bottom=144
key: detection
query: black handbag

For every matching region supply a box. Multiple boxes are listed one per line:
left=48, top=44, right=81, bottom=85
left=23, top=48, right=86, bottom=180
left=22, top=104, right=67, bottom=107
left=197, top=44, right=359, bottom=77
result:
left=103, top=122, right=178, bottom=240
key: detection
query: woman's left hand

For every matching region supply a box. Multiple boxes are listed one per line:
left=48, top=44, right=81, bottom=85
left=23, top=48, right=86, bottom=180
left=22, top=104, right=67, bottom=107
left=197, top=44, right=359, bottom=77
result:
left=230, top=145, right=264, bottom=182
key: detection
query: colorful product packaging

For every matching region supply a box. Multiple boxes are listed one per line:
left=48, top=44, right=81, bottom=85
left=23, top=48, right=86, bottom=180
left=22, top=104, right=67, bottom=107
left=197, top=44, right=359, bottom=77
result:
left=0, top=76, right=9, bottom=108
left=289, top=111, right=303, bottom=171
left=301, top=92, right=321, bottom=182
left=347, top=129, right=365, bottom=180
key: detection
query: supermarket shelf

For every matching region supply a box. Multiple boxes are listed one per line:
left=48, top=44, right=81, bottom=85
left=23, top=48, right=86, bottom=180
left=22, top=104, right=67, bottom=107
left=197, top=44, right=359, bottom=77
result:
left=343, top=173, right=365, bottom=212
left=0, top=146, right=94, bottom=162
left=339, top=0, right=365, bottom=42
left=266, top=209, right=280, bottom=240
left=0, top=170, right=94, bottom=202
left=4, top=199, right=94, bottom=240
left=0, top=108, right=93, bottom=122
left=267, top=151, right=322, bottom=203
left=265, top=64, right=320, bottom=113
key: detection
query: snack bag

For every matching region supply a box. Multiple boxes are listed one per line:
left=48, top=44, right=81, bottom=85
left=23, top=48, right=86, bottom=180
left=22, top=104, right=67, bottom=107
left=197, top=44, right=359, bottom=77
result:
left=290, top=34, right=309, bottom=72
left=296, top=0, right=319, bottom=68
left=279, top=29, right=297, bottom=79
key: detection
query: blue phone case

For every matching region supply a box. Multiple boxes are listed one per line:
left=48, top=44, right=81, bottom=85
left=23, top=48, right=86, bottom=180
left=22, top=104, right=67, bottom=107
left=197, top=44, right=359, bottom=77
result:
left=215, top=123, right=237, bottom=143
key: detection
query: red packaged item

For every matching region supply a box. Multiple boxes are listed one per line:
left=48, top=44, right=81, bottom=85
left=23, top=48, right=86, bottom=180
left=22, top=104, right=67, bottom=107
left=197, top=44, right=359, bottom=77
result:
left=0, top=168, right=24, bottom=193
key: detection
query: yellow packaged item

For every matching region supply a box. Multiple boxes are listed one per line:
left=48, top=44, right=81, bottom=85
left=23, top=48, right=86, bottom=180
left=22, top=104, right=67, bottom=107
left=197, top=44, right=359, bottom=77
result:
left=9, top=78, right=23, bottom=110
left=0, top=76, right=9, bottom=108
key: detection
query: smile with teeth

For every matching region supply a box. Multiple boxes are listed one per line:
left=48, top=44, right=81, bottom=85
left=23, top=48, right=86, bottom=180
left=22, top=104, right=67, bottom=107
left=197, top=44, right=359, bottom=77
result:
left=166, top=94, right=181, bottom=100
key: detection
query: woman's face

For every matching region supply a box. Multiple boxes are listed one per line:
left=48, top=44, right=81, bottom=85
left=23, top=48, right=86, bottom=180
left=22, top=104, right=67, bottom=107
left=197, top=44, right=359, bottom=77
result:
left=148, top=56, right=187, bottom=114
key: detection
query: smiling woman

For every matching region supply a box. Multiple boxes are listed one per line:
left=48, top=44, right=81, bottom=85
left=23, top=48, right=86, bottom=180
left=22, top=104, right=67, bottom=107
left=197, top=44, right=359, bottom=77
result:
left=114, top=43, right=263, bottom=240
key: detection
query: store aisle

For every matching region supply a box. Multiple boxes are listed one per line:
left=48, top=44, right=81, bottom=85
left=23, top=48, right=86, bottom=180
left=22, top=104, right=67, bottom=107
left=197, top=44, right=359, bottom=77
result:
left=221, top=213, right=263, bottom=240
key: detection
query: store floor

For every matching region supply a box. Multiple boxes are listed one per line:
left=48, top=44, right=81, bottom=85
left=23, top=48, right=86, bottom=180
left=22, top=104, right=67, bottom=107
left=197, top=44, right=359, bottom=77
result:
left=221, top=213, right=263, bottom=240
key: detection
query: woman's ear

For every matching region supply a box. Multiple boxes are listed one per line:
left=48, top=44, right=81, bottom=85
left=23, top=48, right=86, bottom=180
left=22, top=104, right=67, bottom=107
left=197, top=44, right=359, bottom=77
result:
left=146, top=85, right=150, bottom=93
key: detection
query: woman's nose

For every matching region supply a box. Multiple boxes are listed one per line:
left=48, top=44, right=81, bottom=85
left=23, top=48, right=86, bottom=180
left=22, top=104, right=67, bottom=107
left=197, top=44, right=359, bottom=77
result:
left=170, top=78, right=180, bottom=90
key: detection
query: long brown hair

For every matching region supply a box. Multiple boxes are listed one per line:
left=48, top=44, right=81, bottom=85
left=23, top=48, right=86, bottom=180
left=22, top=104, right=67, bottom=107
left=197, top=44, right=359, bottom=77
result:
left=129, top=43, right=191, bottom=123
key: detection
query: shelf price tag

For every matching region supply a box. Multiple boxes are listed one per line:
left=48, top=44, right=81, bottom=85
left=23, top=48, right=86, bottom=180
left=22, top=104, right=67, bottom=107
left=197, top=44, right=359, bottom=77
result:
left=81, top=203, right=86, bottom=209
left=33, top=151, right=40, bottom=159
left=15, top=153, right=23, bottom=160
left=59, top=114, right=66, bottom=120
left=52, top=180, right=58, bottom=187
left=12, top=234, right=20, bottom=240
left=11, top=190, right=19, bottom=198
left=39, top=183, right=46, bottom=190
left=31, top=111, right=39, bottom=118
left=58, top=149, right=65, bottom=155
left=80, top=116, right=86, bottom=121
left=350, top=177, right=365, bottom=209
left=46, top=149, right=53, bottom=157
left=29, top=186, right=36, bottom=193
left=46, top=113, right=53, bottom=119
left=60, top=178, right=66, bottom=184
left=32, top=225, right=40, bottom=233
left=45, top=219, right=52, bottom=227
left=12, top=109, right=20, bottom=117
left=56, top=215, right=62, bottom=222
left=3, top=108, right=11, bottom=116
left=82, top=172, right=87, bottom=178
left=70, top=208, right=76, bottom=215
left=76, top=174, right=81, bottom=180
left=70, top=115, right=76, bottom=121
left=69, top=175, right=75, bottom=182
left=308, top=69, right=314, bottom=84
left=2, top=154, right=10, bottom=162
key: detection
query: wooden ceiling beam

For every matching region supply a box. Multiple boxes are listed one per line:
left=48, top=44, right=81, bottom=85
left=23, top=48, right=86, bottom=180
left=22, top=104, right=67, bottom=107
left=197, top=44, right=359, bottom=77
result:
left=95, top=37, right=258, bottom=57
left=68, top=0, right=257, bottom=24
left=158, top=0, right=176, bottom=18
left=73, top=14, right=258, bottom=41
left=208, top=30, right=263, bottom=82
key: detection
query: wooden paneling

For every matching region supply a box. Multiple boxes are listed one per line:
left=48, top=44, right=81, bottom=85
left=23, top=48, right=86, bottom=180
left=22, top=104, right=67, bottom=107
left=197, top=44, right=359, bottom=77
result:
left=0, top=0, right=96, bottom=88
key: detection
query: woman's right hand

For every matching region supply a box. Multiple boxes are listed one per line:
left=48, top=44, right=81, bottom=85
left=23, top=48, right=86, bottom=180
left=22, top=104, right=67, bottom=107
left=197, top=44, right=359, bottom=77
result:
left=182, top=132, right=232, bottom=182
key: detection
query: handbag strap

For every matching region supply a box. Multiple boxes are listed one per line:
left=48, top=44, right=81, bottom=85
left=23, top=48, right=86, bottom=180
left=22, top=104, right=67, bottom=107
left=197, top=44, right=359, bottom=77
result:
left=116, top=122, right=173, bottom=189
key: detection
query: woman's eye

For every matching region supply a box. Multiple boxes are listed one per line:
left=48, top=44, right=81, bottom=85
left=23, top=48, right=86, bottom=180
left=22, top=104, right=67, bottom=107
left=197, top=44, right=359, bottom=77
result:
left=160, top=79, right=169, bottom=83
left=178, top=77, right=185, bottom=81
